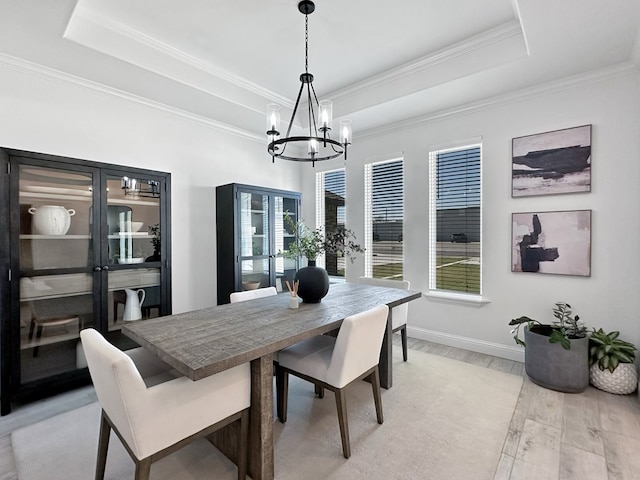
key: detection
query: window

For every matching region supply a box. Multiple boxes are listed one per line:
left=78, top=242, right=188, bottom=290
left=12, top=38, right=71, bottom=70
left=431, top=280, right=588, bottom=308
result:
left=428, top=142, right=481, bottom=294
left=315, top=169, right=346, bottom=277
left=364, top=158, right=404, bottom=279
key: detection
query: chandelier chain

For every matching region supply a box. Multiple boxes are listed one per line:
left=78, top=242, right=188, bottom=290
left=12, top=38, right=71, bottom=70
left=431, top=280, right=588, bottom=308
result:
left=304, top=14, right=309, bottom=74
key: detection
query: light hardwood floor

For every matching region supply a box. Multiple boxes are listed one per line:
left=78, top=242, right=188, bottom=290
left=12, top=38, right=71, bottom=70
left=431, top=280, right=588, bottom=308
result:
left=1, top=336, right=639, bottom=480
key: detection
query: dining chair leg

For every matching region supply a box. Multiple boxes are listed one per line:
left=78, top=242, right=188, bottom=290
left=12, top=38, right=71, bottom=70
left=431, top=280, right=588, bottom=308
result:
left=134, top=457, right=152, bottom=480
left=276, top=367, right=289, bottom=423
left=370, top=368, right=384, bottom=424
left=237, top=409, right=249, bottom=480
left=400, top=326, right=408, bottom=362
left=96, top=411, right=110, bottom=480
left=334, top=388, right=351, bottom=458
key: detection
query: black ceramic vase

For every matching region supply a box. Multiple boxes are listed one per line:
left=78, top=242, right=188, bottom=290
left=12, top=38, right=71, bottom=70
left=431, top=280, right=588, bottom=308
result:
left=294, top=260, right=330, bottom=303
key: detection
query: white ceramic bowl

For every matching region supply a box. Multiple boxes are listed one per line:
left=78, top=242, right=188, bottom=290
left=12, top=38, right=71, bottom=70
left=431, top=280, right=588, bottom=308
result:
left=119, top=257, right=145, bottom=264
left=130, top=221, right=144, bottom=232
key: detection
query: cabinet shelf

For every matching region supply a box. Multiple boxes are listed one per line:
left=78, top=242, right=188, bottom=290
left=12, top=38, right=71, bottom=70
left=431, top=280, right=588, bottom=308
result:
left=108, top=232, right=150, bottom=239
left=20, top=234, right=91, bottom=240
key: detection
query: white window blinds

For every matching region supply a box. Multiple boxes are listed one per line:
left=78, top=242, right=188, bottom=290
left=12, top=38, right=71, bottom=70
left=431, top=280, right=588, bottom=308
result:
left=364, top=159, right=404, bottom=279
left=315, top=169, right=346, bottom=276
left=428, top=144, right=481, bottom=294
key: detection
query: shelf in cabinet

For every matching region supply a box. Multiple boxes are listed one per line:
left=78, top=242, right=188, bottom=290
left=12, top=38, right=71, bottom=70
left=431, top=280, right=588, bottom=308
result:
left=108, top=232, right=150, bottom=239
left=20, top=192, right=92, bottom=203
left=108, top=198, right=159, bottom=207
left=20, top=234, right=91, bottom=240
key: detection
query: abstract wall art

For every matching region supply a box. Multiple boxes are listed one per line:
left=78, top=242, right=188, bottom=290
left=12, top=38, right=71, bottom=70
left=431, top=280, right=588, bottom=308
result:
left=512, top=210, right=591, bottom=276
left=512, top=125, right=591, bottom=197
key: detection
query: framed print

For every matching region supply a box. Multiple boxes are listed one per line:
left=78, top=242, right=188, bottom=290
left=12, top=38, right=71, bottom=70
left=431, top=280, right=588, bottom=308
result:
left=512, top=210, right=591, bottom=276
left=512, top=125, right=591, bottom=197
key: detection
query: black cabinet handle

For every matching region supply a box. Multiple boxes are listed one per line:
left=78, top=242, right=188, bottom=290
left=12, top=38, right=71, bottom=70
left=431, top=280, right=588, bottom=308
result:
left=94, top=266, right=102, bottom=271
left=102, top=265, right=110, bottom=271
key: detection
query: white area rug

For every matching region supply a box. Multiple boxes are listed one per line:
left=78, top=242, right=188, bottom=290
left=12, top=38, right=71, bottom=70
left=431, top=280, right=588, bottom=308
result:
left=12, top=349, right=522, bottom=479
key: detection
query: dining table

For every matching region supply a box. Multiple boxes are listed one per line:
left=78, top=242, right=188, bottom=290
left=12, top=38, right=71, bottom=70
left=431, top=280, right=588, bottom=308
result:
left=122, top=282, right=421, bottom=480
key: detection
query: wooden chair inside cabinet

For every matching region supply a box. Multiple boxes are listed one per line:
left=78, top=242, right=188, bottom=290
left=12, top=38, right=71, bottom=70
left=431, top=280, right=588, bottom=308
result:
left=276, top=304, right=389, bottom=458
left=80, top=328, right=251, bottom=480
left=27, top=301, right=81, bottom=358
left=357, top=276, right=411, bottom=361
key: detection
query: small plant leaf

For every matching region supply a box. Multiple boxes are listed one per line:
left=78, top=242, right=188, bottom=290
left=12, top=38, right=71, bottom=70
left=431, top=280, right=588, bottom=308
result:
left=509, top=316, right=534, bottom=326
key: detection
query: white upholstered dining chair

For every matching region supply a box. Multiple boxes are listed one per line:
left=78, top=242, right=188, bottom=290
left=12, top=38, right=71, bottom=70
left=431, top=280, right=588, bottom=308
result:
left=275, top=304, right=389, bottom=458
left=357, top=276, right=411, bottom=361
left=80, top=328, right=251, bottom=480
left=230, top=286, right=277, bottom=303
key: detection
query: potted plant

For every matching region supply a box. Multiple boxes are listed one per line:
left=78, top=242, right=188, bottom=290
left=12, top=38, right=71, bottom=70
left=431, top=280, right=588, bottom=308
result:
left=589, top=329, right=637, bottom=395
left=283, top=215, right=363, bottom=303
left=145, top=223, right=161, bottom=262
left=509, top=302, right=589, bottom=392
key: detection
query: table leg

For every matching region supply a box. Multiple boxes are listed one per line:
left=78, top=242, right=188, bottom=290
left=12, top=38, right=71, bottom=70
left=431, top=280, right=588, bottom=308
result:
left=209, top=355, right=274, bottom=480
left=248, top=355, right=274, bottom=480
left=379, top=308, right=393, bottom=389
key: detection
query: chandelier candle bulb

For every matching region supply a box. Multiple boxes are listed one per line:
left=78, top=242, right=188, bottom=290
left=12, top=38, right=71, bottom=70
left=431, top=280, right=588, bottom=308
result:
left=340, top=119, right=352, bottom=145
left=319, top=99, right=332, bottom=128
left=266, top=104, right=280, bottom=134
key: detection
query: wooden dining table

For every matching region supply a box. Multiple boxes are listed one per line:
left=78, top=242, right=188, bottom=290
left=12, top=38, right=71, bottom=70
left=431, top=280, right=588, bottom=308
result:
left=122, top=282, right=421, bottom=480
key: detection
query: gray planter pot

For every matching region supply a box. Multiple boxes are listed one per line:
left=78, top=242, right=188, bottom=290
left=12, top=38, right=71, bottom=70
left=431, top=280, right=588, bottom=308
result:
left=524, top=325, right=589, bottom=393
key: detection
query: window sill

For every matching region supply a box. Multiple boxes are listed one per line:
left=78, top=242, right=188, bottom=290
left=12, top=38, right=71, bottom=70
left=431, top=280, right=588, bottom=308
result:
left=423, top=291, right=490, bottom=307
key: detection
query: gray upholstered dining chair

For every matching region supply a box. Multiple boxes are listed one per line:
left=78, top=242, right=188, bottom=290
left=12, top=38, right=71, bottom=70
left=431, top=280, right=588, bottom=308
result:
left=80, top=328, right=251, bottom=480
left=230, top=286, right=277, bottom=303
left=357, top=276, right=411, bottom=361
left=275, top=304, right=389, bottom=458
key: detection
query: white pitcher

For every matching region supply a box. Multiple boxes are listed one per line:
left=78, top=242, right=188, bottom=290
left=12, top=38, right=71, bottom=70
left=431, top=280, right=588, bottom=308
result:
left=123, top=288, right=145, bottom=321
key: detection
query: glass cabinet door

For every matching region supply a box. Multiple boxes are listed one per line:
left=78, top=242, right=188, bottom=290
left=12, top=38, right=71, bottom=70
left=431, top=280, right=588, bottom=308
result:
left=105, top=174, right=162, bottom=333
left=18, top=164, right=95, bottom=383
left=238, top=191, right=270, bottom=290
left=275, top=194, right=299, bottom=291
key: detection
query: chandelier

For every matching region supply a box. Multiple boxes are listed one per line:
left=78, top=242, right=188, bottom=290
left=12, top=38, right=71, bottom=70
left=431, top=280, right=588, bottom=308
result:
left=266, top=0, right=351, bottom=166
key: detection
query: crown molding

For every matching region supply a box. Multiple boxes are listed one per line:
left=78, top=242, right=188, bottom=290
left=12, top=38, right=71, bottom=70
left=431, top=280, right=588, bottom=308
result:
left=357, top=61, right=639, bottom=140
left=0, top=52, right=263, bottom=143
left=328, top=20, right=524, bottom=101
left=68, top=5, right=292, bottom=109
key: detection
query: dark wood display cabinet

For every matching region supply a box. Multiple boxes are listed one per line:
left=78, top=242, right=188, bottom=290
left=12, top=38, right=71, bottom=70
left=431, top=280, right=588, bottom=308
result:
left=0, top=148, right=172, bottom=415
left=216, top=183, right=301, bottom=304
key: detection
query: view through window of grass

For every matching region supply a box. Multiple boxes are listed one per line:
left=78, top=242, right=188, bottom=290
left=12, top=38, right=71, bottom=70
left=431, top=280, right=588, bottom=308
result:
left=429, top=143, right=481, bottom=295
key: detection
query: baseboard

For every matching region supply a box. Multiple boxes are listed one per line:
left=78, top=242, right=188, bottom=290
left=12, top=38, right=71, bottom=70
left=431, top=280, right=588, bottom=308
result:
left=407, top=325, right=525, bottom=363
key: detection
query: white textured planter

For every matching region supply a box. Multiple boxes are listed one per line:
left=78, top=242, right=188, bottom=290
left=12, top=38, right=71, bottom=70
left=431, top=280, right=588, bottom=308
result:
left=590, top=363, right=638, bottom=395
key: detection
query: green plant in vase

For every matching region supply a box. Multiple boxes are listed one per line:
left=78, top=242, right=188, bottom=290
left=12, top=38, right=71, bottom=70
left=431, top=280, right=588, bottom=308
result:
left=281, top=213, right=363, bottom=303
left=282, top=213, right=364, bottom=264
left=146, top=223, right=161, bottom=261
left=588, top=329, right=637, bottom=395
left=508, top=302, right=589, bottom=393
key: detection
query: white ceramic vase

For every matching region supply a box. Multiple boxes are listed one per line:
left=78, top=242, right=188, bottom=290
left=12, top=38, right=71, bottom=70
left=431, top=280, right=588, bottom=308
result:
left=590, top=363, right=638, bottom=395
left=28, top=205, right=76, bottom=235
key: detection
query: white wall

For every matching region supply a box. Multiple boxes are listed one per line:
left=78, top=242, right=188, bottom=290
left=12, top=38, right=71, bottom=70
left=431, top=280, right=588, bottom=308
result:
left=3, top=57, right=640, bottom=362
left=0, top=62, right=302, bottom=313
left=303, top=70, right=640, bottom=361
